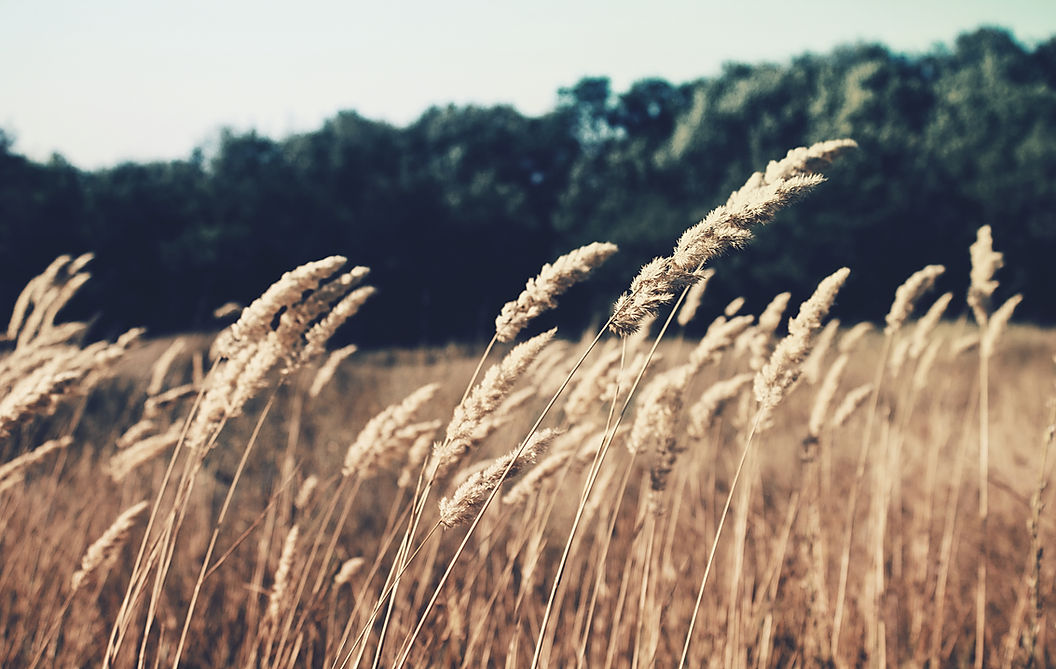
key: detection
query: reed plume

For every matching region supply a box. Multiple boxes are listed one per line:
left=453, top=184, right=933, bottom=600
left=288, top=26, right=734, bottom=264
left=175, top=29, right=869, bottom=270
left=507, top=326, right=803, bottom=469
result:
left=6, top=254, right=72, bottom=342
left=0, top=436, right=72, bottom=491
left=749, top=292, right=792, bottom=370
left=723, top=296, right=746, bottom=317
left=967, top=225, right=1003, bottom=326
left=342, top=382, right=441, bottom=479
left=334, top=558, right=366, bottom=587
left=71, top=501, right=149, bottom=592
left=261, top=524, right=300, bottom=638
left=439, top=428, right=559, bottom=527
left=502, top=448, right=575, bottom=507
left=308, top=345, right=358, bottom=399
left=809, top=354, right=849, bottom=439
left=982, top=294, right=1023, bottom=355
left=675, top=269, right=714, bottom=326
left=212, top=256, right=349, bottom=359
left=838, top=322, right=873, bottom=354
left=830, top=383, right=873, bottom=429
left=687, top=373, right=754, bottom=438
left=495, top=242, right=618, bottom=342
left=432, top=328, right=555, bottom=479
left=610, top=140, right=856, bottom=335
left=909, top=292, right=953, bottom=359
left=802, top=318, right=840, bottom=384
left=108, top=427, right=182, bottom=482
left=754, top=268, right=851, bottom=415
left=689, top=315, right=754, bottom=371
left=885, top=264, right=945, bottom=334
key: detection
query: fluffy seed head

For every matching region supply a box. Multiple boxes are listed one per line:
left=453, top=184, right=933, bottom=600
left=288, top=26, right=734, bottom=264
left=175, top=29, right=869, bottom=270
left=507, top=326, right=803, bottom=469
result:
left=754, top=268, right=850, bottom=413
left=809, top=354, right=849, bottom=438
left=109, top=427, right=181, bottom=482
left=750, top=292, right=792, bottom=371
left=439, top=428, right=559, bottom=527
left=689, top=315, right=754, bottom=372
left=676, top=269, right=714, bottom=327
left=610, top=258, right=685, bottom=336
left=495, top=242, right=617, bottom=342
left=885, top=264, right=945, bottom=335
left=967, top=225, right=1003, bottom=325
left=71, top=501, right=149, bottom=592
left=724, top=296, right=746, bottom=317
left=802, top=318, right=840, bottom=384
left=688, top=373, right=754, bottom=438
left=830, top=383, right=873, bottom=429
left=334, top=558, right=366, bottom=587
left=343, top=383, right=441, bottom=478
left=264, top=525, right=300, bottom=626
left=611, top=139, right=856, bottom=336
left=0, top=436, right=72, bottom=488
left=982, top=294, right=1023, bottom=355
left=433, top=329, right=554, bottom=478
left=213, top=256, right=348, bottom=359
left=839, top=322, right=873, bottom=353
left=628, top=367, right=688, bottom=457
left=308, top=344, right=358, bottom=399
left=909, top=293, right=953, bottom=359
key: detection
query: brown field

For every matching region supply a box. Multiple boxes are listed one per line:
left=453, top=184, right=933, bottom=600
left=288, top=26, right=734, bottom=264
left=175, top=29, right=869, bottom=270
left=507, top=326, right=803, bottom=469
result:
left=2, top=141, right=1054, bottom=668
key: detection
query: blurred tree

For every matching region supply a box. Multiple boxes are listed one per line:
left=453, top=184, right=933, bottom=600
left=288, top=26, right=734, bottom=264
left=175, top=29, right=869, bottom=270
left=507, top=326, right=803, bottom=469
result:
left=2, top=27, right=1054, bottom=342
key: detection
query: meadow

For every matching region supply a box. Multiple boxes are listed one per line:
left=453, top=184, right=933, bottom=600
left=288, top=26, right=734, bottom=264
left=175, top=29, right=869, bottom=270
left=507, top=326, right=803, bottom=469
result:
left=0, top=139, right=1052, bottom=668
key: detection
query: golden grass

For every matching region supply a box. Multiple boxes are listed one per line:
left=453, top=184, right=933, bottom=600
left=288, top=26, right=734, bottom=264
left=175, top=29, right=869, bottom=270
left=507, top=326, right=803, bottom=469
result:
left=1, top=141, right=1053, bottom=668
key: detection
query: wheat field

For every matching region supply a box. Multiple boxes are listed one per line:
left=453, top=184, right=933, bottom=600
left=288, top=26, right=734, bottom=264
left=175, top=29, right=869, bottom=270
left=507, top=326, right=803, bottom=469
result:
left=1, top=140, right=1053, bottom=668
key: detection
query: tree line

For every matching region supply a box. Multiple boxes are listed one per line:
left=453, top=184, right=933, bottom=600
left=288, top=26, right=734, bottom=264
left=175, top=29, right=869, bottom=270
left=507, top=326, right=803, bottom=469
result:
left=2, top=27, right=1054, bottom=346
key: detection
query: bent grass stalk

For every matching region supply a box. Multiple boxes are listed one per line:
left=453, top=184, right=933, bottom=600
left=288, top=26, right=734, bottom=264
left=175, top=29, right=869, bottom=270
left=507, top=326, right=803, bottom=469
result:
left=678, top=410, right=764, bottom=667
left=531, top=285, right=692, bottom=669
left=392, top=323, right=612, bottom=668
left=171, top=390, right=278, bottom=668
left=104, top=357, right=218, bottom=668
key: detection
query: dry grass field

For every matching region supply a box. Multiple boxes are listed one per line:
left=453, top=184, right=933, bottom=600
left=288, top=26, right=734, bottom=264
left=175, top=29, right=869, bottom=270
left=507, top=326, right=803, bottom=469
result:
left=1, top=140, right=1053, bottom=668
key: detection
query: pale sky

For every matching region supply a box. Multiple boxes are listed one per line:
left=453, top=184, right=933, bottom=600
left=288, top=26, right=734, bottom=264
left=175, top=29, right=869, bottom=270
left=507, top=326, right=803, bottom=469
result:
left=2, top=0, right=1054, bottom=169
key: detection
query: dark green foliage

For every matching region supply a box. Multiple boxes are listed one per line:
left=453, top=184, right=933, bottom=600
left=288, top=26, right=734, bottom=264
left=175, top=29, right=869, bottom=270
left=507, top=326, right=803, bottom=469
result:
left=1, top=27, right=1053, bottom=345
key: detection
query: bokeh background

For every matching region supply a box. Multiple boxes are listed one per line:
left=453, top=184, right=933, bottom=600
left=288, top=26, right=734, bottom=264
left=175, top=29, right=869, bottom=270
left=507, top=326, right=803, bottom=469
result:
left=2, top=1, right=1055, bottom=345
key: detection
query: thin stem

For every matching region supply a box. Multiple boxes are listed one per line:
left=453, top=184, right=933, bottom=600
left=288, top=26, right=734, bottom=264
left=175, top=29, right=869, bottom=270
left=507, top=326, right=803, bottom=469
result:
left=335, top=521, right=441, bottom=669
left=105, top=359, right=217, bottom=667
left=172, top=390, right=277, bottom=668
left=632, top=513, right=658, bottom=669
left=360, top=333, right=499, bottom=663
left=677, top=412, right=762, bottom=668
left=393, top=324, right=610, bottom=668
left=975, top=336, right=990, bottom=669
left=531, top=286, right=690, bottom=669
left=830, top=334, right=892, bottom=659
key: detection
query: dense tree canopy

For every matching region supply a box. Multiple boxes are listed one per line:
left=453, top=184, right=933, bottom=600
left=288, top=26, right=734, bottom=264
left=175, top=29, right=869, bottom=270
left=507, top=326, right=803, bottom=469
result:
left=2, top=28, right=1053, bottom=345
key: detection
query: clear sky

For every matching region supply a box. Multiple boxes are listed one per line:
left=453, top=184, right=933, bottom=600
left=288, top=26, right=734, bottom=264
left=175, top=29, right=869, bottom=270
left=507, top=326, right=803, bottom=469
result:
left=2, top=0, right=1054, bottom=169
